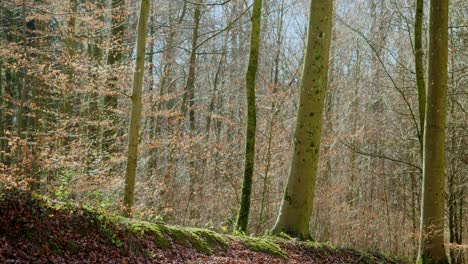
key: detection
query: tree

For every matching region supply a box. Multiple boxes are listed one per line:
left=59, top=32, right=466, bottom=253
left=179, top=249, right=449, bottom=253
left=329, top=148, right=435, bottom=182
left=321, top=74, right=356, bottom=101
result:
left=235, top=0, right=263, bottom=233
left=271, top=0, right=333, bottom=240
left=258, top=0, right=285, bottom=233
left=104, top=0, right=126, bottom=152
left=123, top=0, right=150, bottom=216
left=414, top=0, right=426, bottom=151
left=417, top=0, right=449, bottom=263
left=183, top=0, right=202, bottom=221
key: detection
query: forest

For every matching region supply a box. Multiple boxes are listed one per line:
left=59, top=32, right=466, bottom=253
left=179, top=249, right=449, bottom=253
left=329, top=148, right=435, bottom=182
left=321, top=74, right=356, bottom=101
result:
left=0, top=0, right=466, bottom=263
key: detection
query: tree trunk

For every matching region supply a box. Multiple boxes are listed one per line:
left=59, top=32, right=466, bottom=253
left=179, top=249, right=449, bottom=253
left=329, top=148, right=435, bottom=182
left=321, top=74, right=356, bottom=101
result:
left=417, top=0, right=449, bottom=263
left=17, top=0, right=27, bottom=138
left=0, top=62, right=4, bottom=163
left=235, top=0, right=262, bottom=233
left=259, top=0, right=284, bottom=232
left=414, top=0, right=426, bottom=153
left=181, top=1, right=201, bottom=132
left=61, top=0, right=79, bottom=147
left=104, top=0, right=125, bottom=152
left=155, top=5, right=178, bottom=222
left=123, top=0, right=150, bottom=216
left=181, top=0, right=202, bottom=222
left=271, top=0, right=333, bottom=240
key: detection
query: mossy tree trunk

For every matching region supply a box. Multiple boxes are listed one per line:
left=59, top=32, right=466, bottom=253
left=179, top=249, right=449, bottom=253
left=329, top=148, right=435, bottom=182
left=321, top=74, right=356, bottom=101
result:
left=417, top=0, right=449, bottom=263
left=235, top=0, right=262, bottom=233
left=123, top=0, right=150, bottom=216
left=271, top=0, right=333, bottom=240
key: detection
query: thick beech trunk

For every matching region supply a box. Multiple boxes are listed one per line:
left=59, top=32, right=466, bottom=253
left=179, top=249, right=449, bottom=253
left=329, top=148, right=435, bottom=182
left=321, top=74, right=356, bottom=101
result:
left=417, top=0, right=449, bottom=263
left=272, top=0, right=333, bottom=240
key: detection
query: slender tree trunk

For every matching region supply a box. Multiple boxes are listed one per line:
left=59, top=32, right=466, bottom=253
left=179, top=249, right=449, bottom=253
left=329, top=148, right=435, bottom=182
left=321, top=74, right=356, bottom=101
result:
left=0, top=1, right=3, bottom=164
left=181, top=0, right=202, bottom=222
left=61, top=0, right=79, bottom=148
left=155, top=7, right=178, bottom=222
left=104, top=0, right=125, bottom=152
left=448, top=27, right=464, bottom=264
left=17, top=0, right=27, bottom=138
left=319, top=26, right=337, bottom=243
left=88, top=0, right=105, bottom=153
left=181, top=1, right=201, bottom=131
left=3, top=12, right=17, bottom=165
left=259, top=0, right=284, bottom=231
left=414, top=0, right=426, bottom=153
left=271, top=0, right=333, bottom=240
left=3, top=67, right=14, bottom=166
left=235, top=0, right=262, bottom=233
left=0, top=62, right=4, bottom=163
left=146, top=8, right=157, bottom=183
left=123, top=0, right=150, bottom=216
left=350, top=43, right=361, bottom=207
left=206, top=44, right=226, bottom=140
left=410, top=171, right=419, bottom=259
left=417, top=0, right=449, bottom=263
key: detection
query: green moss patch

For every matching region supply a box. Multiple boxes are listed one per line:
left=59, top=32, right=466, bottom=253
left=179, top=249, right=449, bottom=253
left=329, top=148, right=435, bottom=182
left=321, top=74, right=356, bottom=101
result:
left=127, top=220, right=228, bottom=255
left=232, top=235, right=288, bottom=259
left=48, top=240, right=63, bottom=256
left=301, top=240, right=337, bottom=255
left=186, top=227, right=229, bottom=252
left=128, top=221, right=285, bottom=258
left=127, top=220, right=170, bottom=249
left=65, top=241, right=80, bottom=255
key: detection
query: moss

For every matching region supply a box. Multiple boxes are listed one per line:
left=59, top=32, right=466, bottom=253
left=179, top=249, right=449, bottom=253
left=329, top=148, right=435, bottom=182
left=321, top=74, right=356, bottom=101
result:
left=276, top=232, right=293, bottom=240
left=302, top=241, right=336, bottom=254
left=164, top=226, right=212, bottom=254
left=233, top=235, right=287, bottom=259
left=65, top=241, right=80, bottom=255
left=127, top=221, right=228, bottom=255
left=186, top=228, right=228, bottom=252
left=48, top=240, right=63, bottom=256
left=128, top=221, right=170, bottom=249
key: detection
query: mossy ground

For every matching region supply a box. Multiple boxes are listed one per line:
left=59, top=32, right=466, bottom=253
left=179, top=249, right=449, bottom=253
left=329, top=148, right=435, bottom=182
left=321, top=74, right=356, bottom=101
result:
left=127, top=220, right=287, bottom=257
left=126, top=220, right=230, bottom=254
left=0, top=189, right=409, bottom=263
left=229, top=235, right=288, bottom=259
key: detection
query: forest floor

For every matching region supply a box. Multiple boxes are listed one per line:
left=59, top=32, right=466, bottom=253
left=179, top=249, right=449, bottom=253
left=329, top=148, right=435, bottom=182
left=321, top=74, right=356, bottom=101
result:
left=0, top=189, right=409, bottom=263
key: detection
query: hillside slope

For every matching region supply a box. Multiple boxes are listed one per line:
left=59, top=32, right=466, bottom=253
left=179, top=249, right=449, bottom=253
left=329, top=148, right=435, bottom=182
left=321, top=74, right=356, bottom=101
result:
left=0, top=190, right=408, bottom=263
